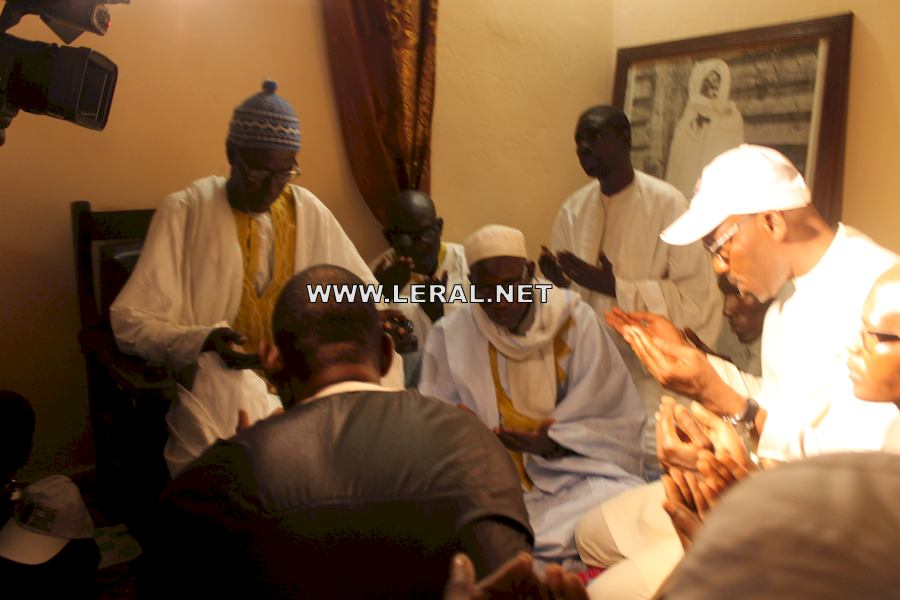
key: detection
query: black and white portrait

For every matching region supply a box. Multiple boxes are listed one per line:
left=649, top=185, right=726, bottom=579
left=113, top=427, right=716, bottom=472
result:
left=623, top=41, right=825, bottom=198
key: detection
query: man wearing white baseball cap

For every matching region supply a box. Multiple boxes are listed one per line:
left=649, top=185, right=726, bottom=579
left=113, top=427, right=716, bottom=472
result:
left=576, top=145, right=898, bottom=600
left=647, top=144, right=898, bottom=462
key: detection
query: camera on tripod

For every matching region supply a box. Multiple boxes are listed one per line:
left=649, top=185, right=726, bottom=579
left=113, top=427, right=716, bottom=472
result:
left=0, top=0, right=129, bottom=146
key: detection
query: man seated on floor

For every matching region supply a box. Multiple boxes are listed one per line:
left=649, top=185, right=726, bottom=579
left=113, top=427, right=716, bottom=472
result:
left=370, top=190, right=468, bottom=386
left=142, top=265, right=532, bottom=599
left=420, top=224, right=646, bottom=563
left=574, top=144, right=899, bottom=600
left=111, top=80, right=402, bottom=478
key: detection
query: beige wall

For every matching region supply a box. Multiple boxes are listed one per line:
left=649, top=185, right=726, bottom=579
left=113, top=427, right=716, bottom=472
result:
left=0, top=0, right=384, bottom=477
left=432, top=0, right=615, bottom=257
left=4, top=0, right=899, bottom=476
left=613, top=0, right=900, bottom=253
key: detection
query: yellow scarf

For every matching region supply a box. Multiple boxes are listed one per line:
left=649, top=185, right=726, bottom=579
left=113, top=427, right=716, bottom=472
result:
left=488, top=317, right=573, bottom=489
left=231, top=187, right=296, bottom=353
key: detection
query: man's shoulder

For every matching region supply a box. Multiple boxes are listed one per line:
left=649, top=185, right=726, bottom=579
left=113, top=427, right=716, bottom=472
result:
left=430, top=301, right=474, bottom=336
left=561, top=180, right=600, bottom=211
left=634, top=170, right=688, bottom=207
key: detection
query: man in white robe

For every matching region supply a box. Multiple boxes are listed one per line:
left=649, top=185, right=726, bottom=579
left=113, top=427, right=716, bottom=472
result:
left=421, top=225, right=646, bottom=562
left=665, top=58, right=744, bottom=199
left=576, top=145, right=898, bottom=599
left=369, top=191, right=468, bottom=386
left=111, top=81, right=401, bottom=477
left=540, top=105, right=731, bottom=467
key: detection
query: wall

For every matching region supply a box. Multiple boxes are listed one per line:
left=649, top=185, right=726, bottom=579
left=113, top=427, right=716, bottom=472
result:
left=0, top=0, right=384, bottom=478
left=613, top=0, right=900, bottom=253
left=431, top=0, right=615, bottom=257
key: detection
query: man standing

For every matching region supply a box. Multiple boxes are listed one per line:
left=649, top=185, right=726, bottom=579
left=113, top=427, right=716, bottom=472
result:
left=144, top=266, right=532, bottom=599
left=421, top=225, right=645, bottom=562
left=111, top=80, right=399, bottom=477
left=541, top=105, right=727, bottom=464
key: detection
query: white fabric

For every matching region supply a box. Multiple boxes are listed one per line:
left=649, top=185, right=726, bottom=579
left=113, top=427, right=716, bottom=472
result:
left=421, top=289, right=646, bottom=559
left=551, top=172, right=722, bottom=349
left=463, top=224, right=527, bottom=265
left=551, top=172, right=724, bottom=461
left=368, top=242, right=469, bottom=347
left=470, top=283, right=576, bottom=419
left=662, top=144, right=812, bottom=246
left=756, top=224, right=899, bottom=461
left=251, top=211, right=274, bottom=296
left=110, top=176, right=396, bottom=477
left=665, top=58, right=744, bottom=199
left=306, top=380, right=397, bottom=402
left=882, top=415, right=900, bottom=454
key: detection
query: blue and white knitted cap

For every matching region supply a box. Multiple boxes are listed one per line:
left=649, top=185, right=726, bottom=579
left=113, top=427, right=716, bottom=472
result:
left=227, top=80, right=301, bottom=151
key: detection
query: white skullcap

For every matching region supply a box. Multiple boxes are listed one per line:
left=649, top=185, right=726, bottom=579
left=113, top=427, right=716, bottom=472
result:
left=463, top=225, right=528, bottom=267
left=661, top=144, right=811, bottom=245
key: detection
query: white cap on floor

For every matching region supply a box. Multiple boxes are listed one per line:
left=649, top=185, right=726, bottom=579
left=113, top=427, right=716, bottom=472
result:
left=0, top=475, right=94, bottom=565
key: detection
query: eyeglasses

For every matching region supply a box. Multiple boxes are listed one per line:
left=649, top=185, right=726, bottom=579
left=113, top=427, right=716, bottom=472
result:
left=385, top=224, right=440, bottom=247
left=860, top=329, right=900, bottom=352
left=704, top=215, right=754, bottom=263
left=235, top=152, right=300, bottom=187
left=470, top=265, right=531, bottom=299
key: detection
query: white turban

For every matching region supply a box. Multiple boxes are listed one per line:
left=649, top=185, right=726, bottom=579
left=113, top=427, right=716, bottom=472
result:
left=463, top=225, right=528, bottom=267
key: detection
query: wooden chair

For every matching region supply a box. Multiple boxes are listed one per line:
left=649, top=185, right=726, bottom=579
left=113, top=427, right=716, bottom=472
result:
left=71, top=201, right=172, bottom=540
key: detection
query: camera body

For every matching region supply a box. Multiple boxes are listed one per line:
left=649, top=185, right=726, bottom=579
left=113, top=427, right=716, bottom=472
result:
left=0, top=0, right=128, bottom=145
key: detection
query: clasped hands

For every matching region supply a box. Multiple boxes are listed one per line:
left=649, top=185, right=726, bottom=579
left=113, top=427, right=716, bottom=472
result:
left=374, top=253, right=448, bottom=322
left=655, top=396, right=755, bottom=549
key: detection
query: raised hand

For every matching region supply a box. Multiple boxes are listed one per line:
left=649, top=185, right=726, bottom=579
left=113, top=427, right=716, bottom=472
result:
left=655, top=396, right=713, bottom=471
left=374, top=254, right=414, bottom=292
left=420, top=270, right=449, bottom=322
left=379, top=309, right=418, bottom=353
left=538, top=246, right=570, bottom=288
left=558, top=250, right=615, bottom=296
left=443, top=552, right=589, bottom=600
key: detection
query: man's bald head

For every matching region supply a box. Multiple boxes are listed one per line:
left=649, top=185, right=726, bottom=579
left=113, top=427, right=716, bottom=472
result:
left=386, top=190, right=437, bottom=226
left=848, top=263, right=900, bottom=405
left=273, top=266, right=384, bottom=388
left=383, top=190, right=443, bottom=275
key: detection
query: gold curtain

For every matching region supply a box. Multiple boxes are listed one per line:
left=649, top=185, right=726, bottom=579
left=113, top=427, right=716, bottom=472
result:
left=322, top=0, right=439, bottom=225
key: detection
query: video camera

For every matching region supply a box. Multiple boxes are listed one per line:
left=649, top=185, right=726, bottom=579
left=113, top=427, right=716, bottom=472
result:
left=0, top=0, right=129, bottom=146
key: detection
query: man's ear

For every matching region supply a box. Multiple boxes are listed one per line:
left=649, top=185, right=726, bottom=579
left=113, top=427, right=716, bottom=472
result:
left=761, top=211, right=788, bottom=243
left=379, top=332, right=395, bottom=377
left=525, top=260, right=536, bottom=280
left=382, top=227, right=392, bottom=243
left=436, top=217, right=444, bottom=234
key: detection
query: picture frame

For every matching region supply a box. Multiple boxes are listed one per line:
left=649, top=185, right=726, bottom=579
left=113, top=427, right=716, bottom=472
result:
left=613, top=13, right=852, bottom=224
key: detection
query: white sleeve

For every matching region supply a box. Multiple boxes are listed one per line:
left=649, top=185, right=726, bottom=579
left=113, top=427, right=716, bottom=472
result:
left=110, top=194, right=215, bottom=368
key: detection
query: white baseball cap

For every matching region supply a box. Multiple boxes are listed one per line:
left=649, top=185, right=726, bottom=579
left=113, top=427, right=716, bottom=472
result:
left=661, top=144, right=811, bottom=245
left=0, top=475, right=94, bottom=565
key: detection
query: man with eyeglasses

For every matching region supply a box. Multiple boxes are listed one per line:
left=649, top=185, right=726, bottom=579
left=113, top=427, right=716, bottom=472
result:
left=111, top=80, right=402, bottom=477
left=370, top=190, right=469, bottom=385
left=848, top=262, right=900, bottom=450
left=572, top=145, right=898, bottom=600
left=421, top=225, right=645, bottom=565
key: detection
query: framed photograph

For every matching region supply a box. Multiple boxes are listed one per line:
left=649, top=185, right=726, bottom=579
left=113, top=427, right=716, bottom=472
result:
left=613, top=14, right=852, bottom=224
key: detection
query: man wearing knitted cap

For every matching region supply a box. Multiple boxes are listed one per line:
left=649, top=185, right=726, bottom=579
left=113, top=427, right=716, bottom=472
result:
left=420, top=225, right=646, bottom=563
left=111, top=81, right=401, bottom=477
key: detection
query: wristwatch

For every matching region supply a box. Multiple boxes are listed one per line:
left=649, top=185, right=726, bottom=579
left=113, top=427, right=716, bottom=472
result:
left=723, top=396, right=760, bottom=429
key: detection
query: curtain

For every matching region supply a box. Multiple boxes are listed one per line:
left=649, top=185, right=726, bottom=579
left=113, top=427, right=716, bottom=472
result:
left=322, top=0, right=439, bottom=225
